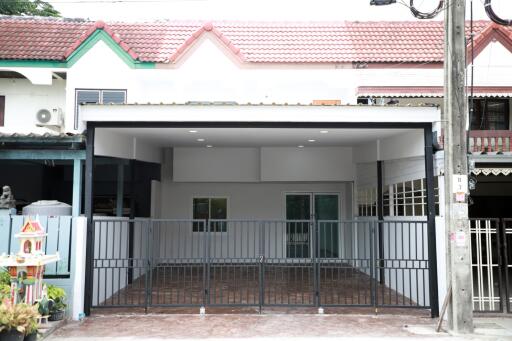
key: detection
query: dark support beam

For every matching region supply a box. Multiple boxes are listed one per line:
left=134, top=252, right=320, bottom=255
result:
left=0, top=149, right=85, bottom=160
left=92, top=121, right=432, bottom=130
left=83, top=123, right=95, bottom=316
left=127, top=160, right=136, bottom=284
left=424, top=125, right=439, bottom=318
left=377, top=160, right=385, bottom=285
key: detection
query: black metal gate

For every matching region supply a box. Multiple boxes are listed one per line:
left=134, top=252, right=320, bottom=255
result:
left=470, top=218, right=512, bottom=313
left=90, top=219, right=432, bottom=311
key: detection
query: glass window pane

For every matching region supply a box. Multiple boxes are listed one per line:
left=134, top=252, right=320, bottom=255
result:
left=210, top=198, right=227, bottom=219
left=286, top=195, right=311, bottom=220
left=193, top=198, right=209, bottom=232
left=210, top=198, right=227, bottom=232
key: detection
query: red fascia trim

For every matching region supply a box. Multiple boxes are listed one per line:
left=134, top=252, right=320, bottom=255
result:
left=469, top=24, right=512, bottom=61
left=362, top=62, right=444, bottom=69
left=63, top=20, right=140, bottom=61
left=357, top=86, right=512, bottom=96
left=168, top=22, right=245, bottom=63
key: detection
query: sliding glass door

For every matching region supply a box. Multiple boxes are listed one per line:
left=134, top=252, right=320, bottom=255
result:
left=285, top=193, right=339, bottom=258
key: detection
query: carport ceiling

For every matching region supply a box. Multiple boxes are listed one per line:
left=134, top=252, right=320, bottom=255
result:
left=101, top=128, right=418, bottom=147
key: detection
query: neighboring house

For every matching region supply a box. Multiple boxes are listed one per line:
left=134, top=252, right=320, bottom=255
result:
left=0, top=16, right=509, bottom=318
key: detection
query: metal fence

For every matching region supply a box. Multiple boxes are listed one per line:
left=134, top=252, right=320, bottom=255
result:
left=90, top=218, right=431, bottom=311
left=470, top=218, right=512, bottom=314
left=0, top=215, right=73, bottom=277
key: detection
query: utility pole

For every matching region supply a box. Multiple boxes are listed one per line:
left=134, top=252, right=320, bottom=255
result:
left=443, top=0, right=474, bottom=334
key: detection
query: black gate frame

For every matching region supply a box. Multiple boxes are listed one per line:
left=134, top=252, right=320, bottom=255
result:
left=83, top=121, right=439, bottom=318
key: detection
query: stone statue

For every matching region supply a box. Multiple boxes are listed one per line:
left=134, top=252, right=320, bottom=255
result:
left=0, top=185, right=16, bottom=209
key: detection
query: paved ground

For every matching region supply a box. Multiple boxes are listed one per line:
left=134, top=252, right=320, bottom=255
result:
left=46, top=311, right=512, bottom=341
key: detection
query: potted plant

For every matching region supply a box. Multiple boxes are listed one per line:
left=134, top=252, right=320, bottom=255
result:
left=0, top=301, right=39, bottom=341
left=46, top=286, right=66, bottom=322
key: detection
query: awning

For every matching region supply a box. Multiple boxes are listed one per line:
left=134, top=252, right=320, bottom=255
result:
left=357, top=86, right=512, bottom=98
left=472, top=168, right=512, bottom=176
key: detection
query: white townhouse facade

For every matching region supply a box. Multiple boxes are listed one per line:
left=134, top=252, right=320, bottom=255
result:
left=0, top=16, right=511, bottom=318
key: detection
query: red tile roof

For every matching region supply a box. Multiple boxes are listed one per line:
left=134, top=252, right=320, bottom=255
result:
left=0, top=16, right=510, bottom=64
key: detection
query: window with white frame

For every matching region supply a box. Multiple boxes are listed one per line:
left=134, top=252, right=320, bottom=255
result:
left=75, top=89, right=126, bottom=129
left=192, top=197, right=228, bottom=232
left=383, top=177, right=439, bottom=217
left=357, top=187, right=378, bottom=217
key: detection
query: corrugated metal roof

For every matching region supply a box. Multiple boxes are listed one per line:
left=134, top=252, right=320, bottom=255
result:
left=0, top=132, right=84, bottom=144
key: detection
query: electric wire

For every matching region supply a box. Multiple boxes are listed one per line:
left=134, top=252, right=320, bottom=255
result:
left=484, top=0, right=512, bottom=26
left=409, top=0, right=444, bottom=19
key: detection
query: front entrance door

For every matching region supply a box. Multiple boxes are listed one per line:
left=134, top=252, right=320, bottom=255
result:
left=285, top=193, right=339, bottom=258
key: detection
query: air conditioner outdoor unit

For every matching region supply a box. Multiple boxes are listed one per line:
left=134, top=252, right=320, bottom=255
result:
left=35, top=108, right=64, bottom=130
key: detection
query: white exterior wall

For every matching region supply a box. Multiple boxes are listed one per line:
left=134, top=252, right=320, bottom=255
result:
left=0, top=78, right=66, bottom=134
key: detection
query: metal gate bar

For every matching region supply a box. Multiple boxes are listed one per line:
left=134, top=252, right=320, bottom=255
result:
left=469, top=218, right=503, bottom=313
left=90, top=218, right=432, bottom=311
left=502, top=219, right=512, bottom=313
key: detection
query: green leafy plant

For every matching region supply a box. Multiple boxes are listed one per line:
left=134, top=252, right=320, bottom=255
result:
left=0, top=268, right=10, bottom=286
left=0, top=301, right=40, bottom=335
left=0, top=268, right=11, bottom=303
left=46, top=285, right=67, bottom=312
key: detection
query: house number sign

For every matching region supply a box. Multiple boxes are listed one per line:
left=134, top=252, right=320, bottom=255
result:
left=452, top=175, right=468, bottom=202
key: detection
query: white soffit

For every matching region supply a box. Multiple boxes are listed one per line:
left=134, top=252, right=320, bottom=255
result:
left=98, top=127, right=419, bottom=147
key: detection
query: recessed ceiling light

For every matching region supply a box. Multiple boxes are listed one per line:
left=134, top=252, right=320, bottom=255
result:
left=320, top=130, right=329, bottom=134
left=197, top=138, right=205, bottom=142
left=206, top=145, right=213, bottom=148
left=308, top=139, right=316, bottom=142
left=189, top=130, right=198, bottom=133
left=298, top=145, right=304, bottom=148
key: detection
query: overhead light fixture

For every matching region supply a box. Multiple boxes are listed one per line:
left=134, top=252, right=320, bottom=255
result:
left=370, top=0, right=396, bottom=5
left=298, top=145, right=304, bottom=148
left=206, top=145, right=213, bottom=148
left=189, top=130, right=198, bottom=133
left=320, top=130, right=329, bottom=134
left=197, top=138, right=205, bottom=142
left=308, top=139, right=316, bottom=142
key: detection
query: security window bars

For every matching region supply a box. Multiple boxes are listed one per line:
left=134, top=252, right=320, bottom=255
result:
left=193, top=197, right=228, bottom=232
left=357, top=187, right=377, bottom=217
left=383, top=177, right=439, bottom=217
left=75, top=89, right=126, bottom=129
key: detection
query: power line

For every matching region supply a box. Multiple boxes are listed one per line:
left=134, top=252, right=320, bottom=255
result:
left=484, top=0, right=512, bottom=26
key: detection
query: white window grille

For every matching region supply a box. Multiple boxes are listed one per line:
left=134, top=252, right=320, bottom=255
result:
left=357, top=187, right=377, bottom=217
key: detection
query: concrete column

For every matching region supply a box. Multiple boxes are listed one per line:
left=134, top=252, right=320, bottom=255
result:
left=72, top=159, right=83, bottom=217
left=70, top=216, right=87, bottom=320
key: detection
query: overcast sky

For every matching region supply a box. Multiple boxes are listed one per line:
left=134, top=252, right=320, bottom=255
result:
left=48, top=0, right=512, bottom=21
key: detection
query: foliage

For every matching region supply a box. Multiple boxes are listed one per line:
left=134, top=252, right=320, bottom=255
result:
left=0, top=268, right=10, bottom=286
left=46, top=285, right=66, bottom=312
left=0, top=301, right=39, bottom=335
left=0, top=0, right=60, bottom=17
left=0, top=268, right=11, bottom=303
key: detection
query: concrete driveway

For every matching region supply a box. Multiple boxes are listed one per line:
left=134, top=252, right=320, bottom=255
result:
left=45, top=312, right=512, bottom=341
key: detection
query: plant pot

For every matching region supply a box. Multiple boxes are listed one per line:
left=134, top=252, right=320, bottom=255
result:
left=0, top=329, right=24, bottom=341
left=48, top=310, right=64, bottom=321
left=23, top=333, right=37, bottom=341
